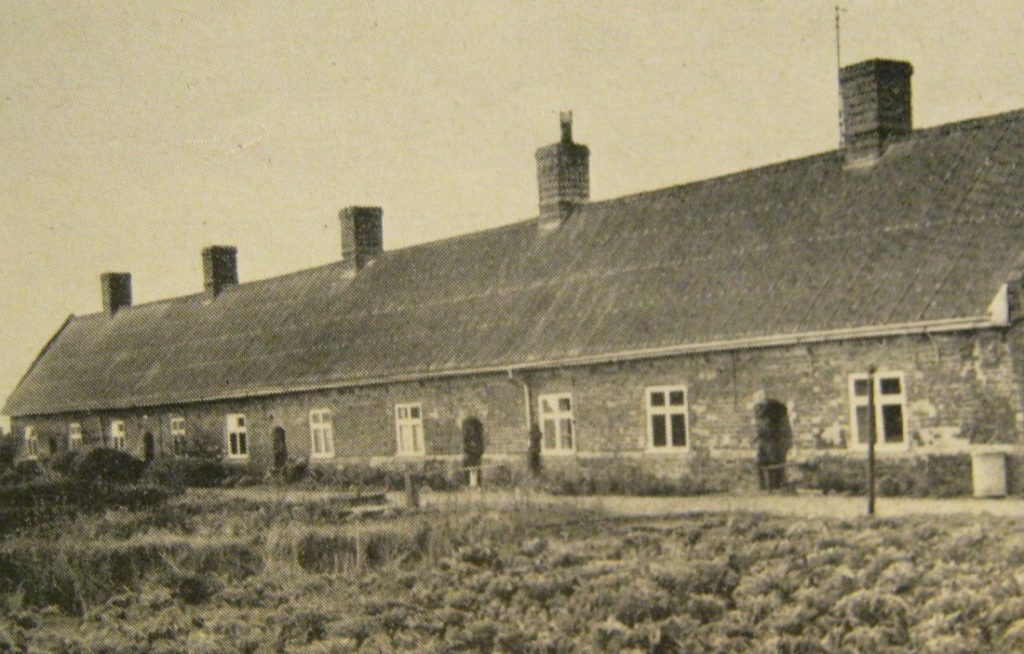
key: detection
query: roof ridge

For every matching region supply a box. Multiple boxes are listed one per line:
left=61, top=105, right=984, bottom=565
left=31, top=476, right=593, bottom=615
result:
left=584, top=106, right=1024, bottom=211
left=72, top=258, right=354, bottom=320
left=72, top=107, right=1024, bottom=324
left=383, top=217, right=536, bottom=255
left=586, top=151, right=837, bottom=209
left=911, top=106, right=1024, bottom=139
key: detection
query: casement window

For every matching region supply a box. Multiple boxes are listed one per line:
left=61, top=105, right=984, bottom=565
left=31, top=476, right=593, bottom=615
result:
left=646, top=386, right=689, bottom=451
left=849, top=372, right=907, bottom=448
left=68, top=423, right=83, bottom=450
left=23, top=427, right=39, bottom=459
left=109, top=420, right=127, bottom=450
left=538, top=393, right=575, bottom=453
left=226, top=414, right=249, bottom=458
left=170, top=416, right=187, bottom=456
left=309, top=409, right=335, bottom=458
left=394, top=403, right=425, bottom=456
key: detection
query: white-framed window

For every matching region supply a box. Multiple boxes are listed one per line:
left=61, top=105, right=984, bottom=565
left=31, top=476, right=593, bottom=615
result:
left=848, top=371, right=907, bottom=449
left=109, top=420, right=127, bottom=450
left=23, top=427, right=39, bottom=459
left=538, top=393, right=575, bottom=454
left=226, top=414, right=249, bottom=458
left=394, top=403, right=425, bottom=456
left=646, top=385, right=689, bottom=451
left=170, top=416, right=187, bottom=456
left=309, top=409, right=335, bottom=458
left=68, top=422, right=83, bottom=450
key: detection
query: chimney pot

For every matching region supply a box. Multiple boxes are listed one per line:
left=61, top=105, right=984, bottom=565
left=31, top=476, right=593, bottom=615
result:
left=100, top=272, right=132, bottom=316
left=535, top=111, right=590, bottom=230
left=202, top=246, right=238, bottom=296
left=560, top=111, right=573, bottom=142
left=840, top=58, right=913, bottom=166
left=339, top=206, right=383, bottom=272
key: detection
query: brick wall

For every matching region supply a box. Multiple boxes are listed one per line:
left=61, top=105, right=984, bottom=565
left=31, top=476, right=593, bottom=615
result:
left=11, top=328, right=1024, bottom=488
left=524, top=329, right=1023, bottom=460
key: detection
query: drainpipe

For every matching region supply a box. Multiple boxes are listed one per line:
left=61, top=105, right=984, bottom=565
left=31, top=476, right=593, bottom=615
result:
left=507, top=370, right=533, bottom=430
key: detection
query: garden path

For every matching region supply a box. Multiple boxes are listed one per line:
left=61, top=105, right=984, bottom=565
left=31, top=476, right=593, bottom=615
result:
left=420, top=489, right=1024, bottom=519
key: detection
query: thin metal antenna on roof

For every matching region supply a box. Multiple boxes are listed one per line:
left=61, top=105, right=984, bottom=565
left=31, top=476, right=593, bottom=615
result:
left=835, top=4, right=846, bottom=146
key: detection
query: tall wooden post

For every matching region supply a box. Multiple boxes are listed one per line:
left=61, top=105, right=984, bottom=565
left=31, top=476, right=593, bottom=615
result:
left=866, top=365, right=877, bottom=516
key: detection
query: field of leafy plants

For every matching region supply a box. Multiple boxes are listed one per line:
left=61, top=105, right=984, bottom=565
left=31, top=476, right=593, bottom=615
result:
left=1, top=490, right=1024, bottom=653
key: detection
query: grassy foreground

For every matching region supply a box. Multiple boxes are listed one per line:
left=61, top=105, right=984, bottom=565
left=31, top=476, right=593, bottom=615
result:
left=1, top=491, right=1023, bottom=653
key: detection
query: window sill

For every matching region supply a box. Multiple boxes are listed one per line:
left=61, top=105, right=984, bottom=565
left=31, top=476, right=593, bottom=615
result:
left=646, top=446, right=690, bottom=454
left=541, top=449, right=576, bottom=457
left=394, top=452, right=426, bottom=459
left=310, top=452, right=336, bottom=460
left=225, top=454, right=250, bottom=460
left=848, top=443, right=909, bottom=452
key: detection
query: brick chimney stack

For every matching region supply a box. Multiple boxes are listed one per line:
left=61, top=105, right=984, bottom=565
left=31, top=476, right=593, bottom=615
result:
left=535, top=111, right=590, bottom=230
left=339, top=206, right=383, bottom=273
left=840, top=59, right=913, bottom=166
left=202, top=246, right=238, bottom=296
left=100, top=272, right=132, bottom=316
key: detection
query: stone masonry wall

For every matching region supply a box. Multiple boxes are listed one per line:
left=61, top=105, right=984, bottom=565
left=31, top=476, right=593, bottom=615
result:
left=11, top=328, right=1024, bottom=483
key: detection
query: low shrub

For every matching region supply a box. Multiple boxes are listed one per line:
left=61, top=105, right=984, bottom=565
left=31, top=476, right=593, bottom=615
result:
left=0, top=436, right=19, bottom=471
left=10, top=459, right=54, bottom=483
left=278, top=458, right=308, bottom=484
left=421, top=469, right=456, bottom=492
left=296, top=460, right=515, bottom=492
left=482, top=464, right=522, bottom=488
left=73, top=448, right=146, bottom=485
left=142, top=457, right=229, bottom=488
left=304, top=463, right=436, bottom=491
left=0, top=480, right=178, bottom=534
left=800, top=457, right=866, bottom=495
left=799, top=454, right=972, bottom=497
left=220, top=463, right=265, bottom=488
left=306, top=462, right=390, bottom=488
left=49, top=449, right=84, bottom=477
left=540, top=459, right=725, bottom=497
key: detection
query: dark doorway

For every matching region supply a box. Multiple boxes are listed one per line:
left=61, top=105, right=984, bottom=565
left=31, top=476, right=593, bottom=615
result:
left=143, top=432, right=156, bottom=462
left=754, top=399, right=793, bottom=491
left=272, top=427, right=288, bottom=469
left=462, top=416, right=485, bottom=467
left=462, top=416, right=485, bottom=487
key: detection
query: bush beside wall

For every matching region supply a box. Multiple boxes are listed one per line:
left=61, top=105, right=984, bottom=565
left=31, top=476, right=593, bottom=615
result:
left=141, top=457, right=231, bottom=489
left=304, top=459, right=467, bottom=491
left=295, top=451, right=992, bottom=498
left=536, top=457, right=730, bottom=497
left=72, top=448, right=147, bottom=485
left=798, top=453, right=974, bottom=497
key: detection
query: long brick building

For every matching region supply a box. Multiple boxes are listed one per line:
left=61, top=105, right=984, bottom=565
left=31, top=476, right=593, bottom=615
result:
left=6, top=59, right=1024, bottom=483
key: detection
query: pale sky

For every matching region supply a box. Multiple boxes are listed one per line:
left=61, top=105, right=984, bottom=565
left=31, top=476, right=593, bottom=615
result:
left=3, top=1, right=1024, bottom=411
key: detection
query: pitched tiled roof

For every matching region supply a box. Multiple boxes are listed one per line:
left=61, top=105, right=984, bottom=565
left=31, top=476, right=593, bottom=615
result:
left=8, top=109, right=1024, bottom=416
